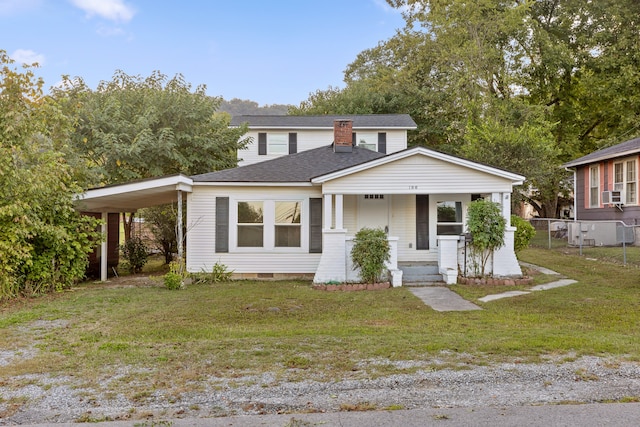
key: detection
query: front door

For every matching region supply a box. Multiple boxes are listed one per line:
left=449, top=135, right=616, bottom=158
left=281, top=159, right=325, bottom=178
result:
left=357, top=194, right=388, bottom=232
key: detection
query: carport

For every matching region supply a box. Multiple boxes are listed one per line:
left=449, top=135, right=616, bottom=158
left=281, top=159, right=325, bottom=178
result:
left=74, top=174, right=194, bottom=281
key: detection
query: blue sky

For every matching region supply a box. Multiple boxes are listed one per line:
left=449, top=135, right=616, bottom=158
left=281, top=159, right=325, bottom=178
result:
left=1, top=0, right=405, bottom=106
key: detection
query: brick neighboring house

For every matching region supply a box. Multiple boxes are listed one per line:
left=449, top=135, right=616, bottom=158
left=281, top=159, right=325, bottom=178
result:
left=563, top=136, right=640, bottom=224
left=76, top=114, right=525, bottom=283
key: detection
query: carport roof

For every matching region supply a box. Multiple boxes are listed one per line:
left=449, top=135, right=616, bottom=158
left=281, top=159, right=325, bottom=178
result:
left=74, top=174, right=193, bottom=213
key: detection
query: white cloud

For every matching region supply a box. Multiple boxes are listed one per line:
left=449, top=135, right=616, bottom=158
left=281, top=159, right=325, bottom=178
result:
left=70, top=0, right=135, bottom=22
left=11, top=49, right=45, bottom=65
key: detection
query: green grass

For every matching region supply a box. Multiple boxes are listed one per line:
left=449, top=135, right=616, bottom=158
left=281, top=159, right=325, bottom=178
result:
left=2, top=246, right=640, bottom=394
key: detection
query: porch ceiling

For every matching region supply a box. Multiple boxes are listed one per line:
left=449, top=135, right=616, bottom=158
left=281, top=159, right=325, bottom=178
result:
left=74, top=174, right=193, bottom=213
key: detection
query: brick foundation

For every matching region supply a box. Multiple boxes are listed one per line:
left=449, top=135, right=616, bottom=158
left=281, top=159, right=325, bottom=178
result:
left=313, top=282, right=391, bottom=291
left=457, top=276, right=533, bottom=286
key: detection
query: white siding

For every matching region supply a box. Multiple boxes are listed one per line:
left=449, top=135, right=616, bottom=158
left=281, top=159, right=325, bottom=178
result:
left=339, top=193, right=437, bottom=263
left=342, top=195, right=358, bottom=234
left=186, top=185, right=323, bottom=274
left=186, top=189, right=217, bottom=272
left=390, top=194, right=437, bottom=262
left=384, top=129, right=407, bottom=154
left=322, top=155, right=515, bottom=195
left=237, top=129, right=408, bottom=166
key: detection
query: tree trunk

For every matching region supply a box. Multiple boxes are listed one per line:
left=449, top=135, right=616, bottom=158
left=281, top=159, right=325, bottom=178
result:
left=122, top=212, right=135, bottom=242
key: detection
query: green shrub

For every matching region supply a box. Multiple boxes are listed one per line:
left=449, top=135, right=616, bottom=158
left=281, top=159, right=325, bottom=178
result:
left=163, top=272, right=183, bottom=290
left=350, top=227, right=390, bottom=284
left=164, top=260, right=185, bottom=290
left=466, top=199, right=506, bottom=277
left=120, top=237, right=148, bottom=274
left=191, top=261, right=233, bottom=284
left=511, top=215, right=535, bottom=252
left=210, top=261, right=233, bottom=282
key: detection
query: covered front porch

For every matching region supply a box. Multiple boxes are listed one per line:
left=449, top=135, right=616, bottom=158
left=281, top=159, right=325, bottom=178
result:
left=311, top=191, right=522, bottom=286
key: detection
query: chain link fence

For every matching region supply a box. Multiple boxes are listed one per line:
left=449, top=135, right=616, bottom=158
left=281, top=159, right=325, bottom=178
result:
left=528, top=218, right=640, bottom=267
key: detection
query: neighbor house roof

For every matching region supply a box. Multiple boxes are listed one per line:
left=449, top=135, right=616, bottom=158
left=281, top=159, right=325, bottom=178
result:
left=229, top=114, right=417, bottom=129
left=563, top=136, right=640, bottom=168
left=191, top=145, right=386, bottom=183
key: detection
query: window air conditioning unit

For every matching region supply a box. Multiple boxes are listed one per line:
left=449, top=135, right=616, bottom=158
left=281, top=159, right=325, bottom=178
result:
left=602, top=190, right=625, bottom=208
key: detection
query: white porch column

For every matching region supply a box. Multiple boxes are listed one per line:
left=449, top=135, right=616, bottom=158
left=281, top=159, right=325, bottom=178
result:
left=491, top=192, right=511, bottom=225
left=490, top=192, right=522, bottom=276
left=100, top=211, right=108, bottom=282
left=177, top=190, right=183, bottom=260
left=493, top=227, right=522, bottom=276
left=334, top=194, right=343, bottom=229
left=323, top=194, right=333, bottom=229
left=313, top=193, right=347, bottom=283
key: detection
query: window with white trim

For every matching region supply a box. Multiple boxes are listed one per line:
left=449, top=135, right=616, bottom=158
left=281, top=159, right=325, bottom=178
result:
left=589, top=165, right=599, bottom=207
left=234, top=199, right=304, bottom=250
left=267, top=133, right=288, bottom=154
left=275, top=201, right=301, bottom=247
left=237, top=201, right=264, bottom=247
left=614, top=159, right=636, bottom=204
left=437, top=201, right=463, bottom=235
left=356, top=132, right=377, bottom=151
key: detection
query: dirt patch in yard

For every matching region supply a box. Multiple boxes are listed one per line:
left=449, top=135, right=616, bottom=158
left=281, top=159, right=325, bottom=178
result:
left=78, top=274, right=165, bottom=290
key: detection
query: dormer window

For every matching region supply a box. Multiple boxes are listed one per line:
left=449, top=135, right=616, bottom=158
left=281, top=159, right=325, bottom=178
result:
left=258, top=132, right=297, bottom=155
left=267, top=133, right=288, bottom=154
left=355, top=132, right=387, bottom=154
left=357, top=133, right=377, bottom=151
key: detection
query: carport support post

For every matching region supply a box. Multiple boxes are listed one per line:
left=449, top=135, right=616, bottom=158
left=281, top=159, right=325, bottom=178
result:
left=101, top=211, right=108, bottom=282
left=177, top=190, right=183, bottom=261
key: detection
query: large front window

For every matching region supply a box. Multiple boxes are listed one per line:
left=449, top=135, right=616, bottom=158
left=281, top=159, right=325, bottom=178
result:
left=437, top=201, right=463, bottom=235
left=237, top=201, right=263, bottom=247
left=235, top=200, right=303, bottom=249
left=589, top=166, right=599, bottom=207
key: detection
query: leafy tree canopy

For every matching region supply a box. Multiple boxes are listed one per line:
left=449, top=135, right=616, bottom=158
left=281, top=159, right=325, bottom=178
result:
left=53, top=70, right=250, bottom=187
left=294, top=0, right=640, bottom=217
left=0, top=50, right=101, bottom=299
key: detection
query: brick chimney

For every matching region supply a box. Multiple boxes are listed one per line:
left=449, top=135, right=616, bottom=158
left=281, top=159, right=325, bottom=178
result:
left=333, top=119, right=353, bottom=153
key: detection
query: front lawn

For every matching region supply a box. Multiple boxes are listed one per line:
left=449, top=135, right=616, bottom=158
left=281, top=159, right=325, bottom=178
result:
left=2, top=247, right=640, bottom=394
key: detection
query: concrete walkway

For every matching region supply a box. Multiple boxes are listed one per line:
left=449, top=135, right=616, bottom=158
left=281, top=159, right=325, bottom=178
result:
left=408, top=287, right=482, bottom=311
left=409, top=262, right=577, bottom=311
left=478, top=263, right=577, bottom=302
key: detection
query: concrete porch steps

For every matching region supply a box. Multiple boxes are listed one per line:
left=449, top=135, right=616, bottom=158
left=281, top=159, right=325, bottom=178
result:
left=398, top=262, right=443, bottom=285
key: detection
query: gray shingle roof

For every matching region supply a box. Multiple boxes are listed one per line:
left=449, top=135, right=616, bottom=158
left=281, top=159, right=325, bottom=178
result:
left=191, top=145, right=386, bottom=183
left=563, top=136, right=640, bottom=168
left=229, top=114, right=417, bottom=129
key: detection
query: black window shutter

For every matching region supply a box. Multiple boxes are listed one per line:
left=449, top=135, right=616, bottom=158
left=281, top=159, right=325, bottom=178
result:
left=258, top=132, right=267, bottom=155
left=309, top=198, right=323, bottom=253
left=215, top=197, right=229, bottom=253
left=378, top=132, right=387, bottom=154
left=352, top=132, right=356, bottom=146
left=416, top=195, right=429, bottom=250
left=289, top=133, right=297, bottom=154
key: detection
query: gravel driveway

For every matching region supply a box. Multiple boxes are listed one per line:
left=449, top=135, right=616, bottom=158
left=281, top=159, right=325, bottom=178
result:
left=2, top=355, right=640, bottom=425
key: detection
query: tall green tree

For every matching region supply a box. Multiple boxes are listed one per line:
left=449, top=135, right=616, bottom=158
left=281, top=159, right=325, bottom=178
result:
left=295, top=0, right=640, bottom=217
left=53, top=70, right=250, bottom=240
left=0, top=50, right=101, bottom=299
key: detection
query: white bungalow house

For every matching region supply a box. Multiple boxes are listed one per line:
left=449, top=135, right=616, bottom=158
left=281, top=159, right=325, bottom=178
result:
left=76, top=114, right=524, bottom=284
